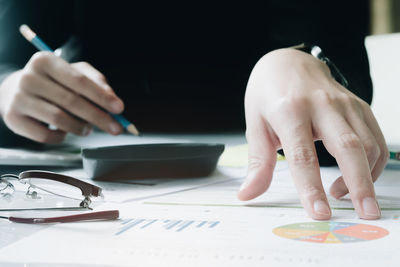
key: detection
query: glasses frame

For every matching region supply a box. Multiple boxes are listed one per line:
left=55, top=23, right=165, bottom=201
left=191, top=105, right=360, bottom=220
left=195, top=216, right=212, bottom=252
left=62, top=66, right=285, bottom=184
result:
left=0, top=170, right=119, bottom=224
left=0, top=170, right=102, bottom=208
left=0, top=210, right=119, bottom=224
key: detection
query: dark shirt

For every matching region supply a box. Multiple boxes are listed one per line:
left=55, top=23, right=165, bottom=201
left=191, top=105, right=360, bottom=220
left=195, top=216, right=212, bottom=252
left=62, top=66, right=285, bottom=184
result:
left=0, top=1, right=372, bottom=164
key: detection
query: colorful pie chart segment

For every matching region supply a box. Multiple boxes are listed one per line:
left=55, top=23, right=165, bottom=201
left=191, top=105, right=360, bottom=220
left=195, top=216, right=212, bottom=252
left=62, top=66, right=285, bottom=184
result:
left=273, top=222, right=389, bottom=243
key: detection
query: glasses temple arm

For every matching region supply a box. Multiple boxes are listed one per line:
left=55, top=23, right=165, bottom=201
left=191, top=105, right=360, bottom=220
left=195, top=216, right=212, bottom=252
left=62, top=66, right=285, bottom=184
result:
left=19, top=171, right=102, bottom=198
left=2, top=210, right=119, bottom=224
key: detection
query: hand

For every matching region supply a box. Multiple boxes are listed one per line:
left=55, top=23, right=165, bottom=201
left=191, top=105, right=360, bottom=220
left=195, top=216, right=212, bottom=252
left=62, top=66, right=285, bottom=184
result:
left=0, top=52, right=124, bottom=143
left=238, top=48, right=388, bottom=220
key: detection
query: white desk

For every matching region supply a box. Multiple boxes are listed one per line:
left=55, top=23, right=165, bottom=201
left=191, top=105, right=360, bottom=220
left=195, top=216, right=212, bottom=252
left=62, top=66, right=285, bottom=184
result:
left=0, top=132, right=398, bottom=267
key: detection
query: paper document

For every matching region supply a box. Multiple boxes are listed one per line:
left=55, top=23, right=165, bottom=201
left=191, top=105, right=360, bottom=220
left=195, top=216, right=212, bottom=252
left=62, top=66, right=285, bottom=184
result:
left=0, top=164, right=399, bottom=266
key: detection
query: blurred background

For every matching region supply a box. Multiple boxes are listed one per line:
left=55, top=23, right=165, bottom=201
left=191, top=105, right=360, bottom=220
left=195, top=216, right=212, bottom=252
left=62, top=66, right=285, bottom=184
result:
left=371, top=0, right=400, bottom=34
left=367, top=0, right=400, bottom=148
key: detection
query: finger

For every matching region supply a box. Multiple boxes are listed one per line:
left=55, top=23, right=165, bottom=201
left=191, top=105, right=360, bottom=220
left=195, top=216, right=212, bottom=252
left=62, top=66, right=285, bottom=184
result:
left=330, top=111, right=380, bottom=199
left=26, top=52, right=124, bottom=113
left=5, top=112, right=66, bottom=144
left=238, top=114, right=277, bottom=201
left=277, top=117, right=331, bottom=220
left=329, top=176, right=348, bottom=199
left=17, top=95, right=92, bottom=136
left=363, top=106, right=389, bottom=181
left=19, top=73, right=123, bottom=135
left=71, top=62, right=117, bottom=94
left=71, top=62, right=108, bottom=83
left=317, top=111, right=380, bottom=220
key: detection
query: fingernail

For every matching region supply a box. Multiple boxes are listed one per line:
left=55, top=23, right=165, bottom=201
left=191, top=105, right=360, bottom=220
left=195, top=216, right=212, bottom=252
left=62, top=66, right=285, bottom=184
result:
left=111, top=100, right=123, bottom=112
left=109, top=122, right=122, bottom=134
left=331, top=190, right=346, bottom=199
left=313, top=200, right=331, bottom=216
left=81, top=125, right=92, bottom=136
left=362, top=197, right=381, bottom=217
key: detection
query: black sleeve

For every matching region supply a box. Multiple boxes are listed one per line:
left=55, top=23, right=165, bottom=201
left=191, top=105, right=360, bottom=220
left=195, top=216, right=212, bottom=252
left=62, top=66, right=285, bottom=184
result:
left=0, top=0, right=74, bottom=147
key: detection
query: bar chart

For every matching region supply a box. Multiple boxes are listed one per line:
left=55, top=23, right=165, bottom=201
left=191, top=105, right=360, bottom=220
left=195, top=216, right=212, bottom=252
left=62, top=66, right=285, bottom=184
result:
left=115, top=218, right=220, bottom=235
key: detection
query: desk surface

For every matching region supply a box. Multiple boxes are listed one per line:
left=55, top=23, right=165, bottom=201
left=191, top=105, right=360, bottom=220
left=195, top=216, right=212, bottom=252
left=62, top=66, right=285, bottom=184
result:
left=0, top=132, right=398, bottom=267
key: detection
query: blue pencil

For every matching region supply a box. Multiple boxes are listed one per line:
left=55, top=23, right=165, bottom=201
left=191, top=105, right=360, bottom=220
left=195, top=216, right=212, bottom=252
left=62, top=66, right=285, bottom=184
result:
left=19, top=24, right=140, bottom=136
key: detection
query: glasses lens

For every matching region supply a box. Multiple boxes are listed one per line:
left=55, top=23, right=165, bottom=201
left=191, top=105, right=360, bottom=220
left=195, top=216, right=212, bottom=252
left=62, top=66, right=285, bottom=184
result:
left=0, top=179, right=14, bottom=196
left=21, top=178, right=83, bottom=200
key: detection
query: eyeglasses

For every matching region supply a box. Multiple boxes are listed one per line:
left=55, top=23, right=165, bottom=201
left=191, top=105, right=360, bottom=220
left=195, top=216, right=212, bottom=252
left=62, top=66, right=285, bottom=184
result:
left=0, top=170, right=118, bottom=224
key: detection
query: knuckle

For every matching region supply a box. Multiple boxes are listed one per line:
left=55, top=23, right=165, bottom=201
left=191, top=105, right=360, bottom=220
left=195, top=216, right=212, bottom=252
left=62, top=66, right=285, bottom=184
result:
left=336, top=91, right=350, bottom=102
left=337, top=133, right=362, bottom=149
left=289, top=146, right=317, bottom=167
left=75, top=61, right=90, bottom=68
left=101, top=92, right=116, bottom=105
left=283, top=93, right=308, bottom=110
left=364, top=141, right=380, bottom=162
left=274, top=96, right=306, bottom=119
left=18, top=71, right=36, bottom=91
left=97, top=72, right=107, bottom=82
left=314, top=90, right=333, bottom=105
left=248, top=155, right=275, bottom=173
left=301, top=185, right=325, bottom=199
left=49, top=109, right=66, bottom=125
left=349, top=184, right=375, bottom=201
left=248, top=156, right=263, bottom=171
left=62, top=92, right=78, bottom=107
left=28, top=51, right=53, bottom=70
left=379, top=145, right=390, bottom=164
left=71, top=72, right=89, bottom=89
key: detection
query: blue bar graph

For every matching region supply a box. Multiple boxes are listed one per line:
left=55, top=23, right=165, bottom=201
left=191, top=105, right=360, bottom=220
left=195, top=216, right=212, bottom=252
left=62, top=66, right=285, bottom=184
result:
left=197, top=221, right=207, bottom=228
left=115, top=218, right=220, bottom=236
left=177, top=221, right=194, bottom=232
left=166, top=220, right=182, bottom=230
left=209, top=221, right=219, bottom=228
left=141, top=219, right=157, bottom=229
left=121, top=219, right=134, bottom=225
left=115, top=219, right=145, bottom=236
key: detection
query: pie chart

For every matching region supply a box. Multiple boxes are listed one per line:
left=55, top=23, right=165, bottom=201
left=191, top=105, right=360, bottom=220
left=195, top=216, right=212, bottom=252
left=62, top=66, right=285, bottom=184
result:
left=273, top=222, right=389, bottom=243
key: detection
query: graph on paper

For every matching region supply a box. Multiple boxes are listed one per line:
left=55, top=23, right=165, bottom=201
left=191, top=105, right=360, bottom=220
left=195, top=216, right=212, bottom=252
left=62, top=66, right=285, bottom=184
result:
left=273, top=222, right=389, bottom=244
left=115, top=218, right=220, bottom=236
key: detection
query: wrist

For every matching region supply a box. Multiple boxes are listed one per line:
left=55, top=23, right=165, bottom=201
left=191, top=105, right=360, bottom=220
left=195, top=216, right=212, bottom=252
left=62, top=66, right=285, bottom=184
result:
left=253, top=48, right=332, bottom=82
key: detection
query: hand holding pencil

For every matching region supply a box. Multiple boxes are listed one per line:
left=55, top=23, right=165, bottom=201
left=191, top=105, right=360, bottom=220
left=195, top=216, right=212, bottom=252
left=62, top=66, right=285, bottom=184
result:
left=0, top=24, right=138, bottom=144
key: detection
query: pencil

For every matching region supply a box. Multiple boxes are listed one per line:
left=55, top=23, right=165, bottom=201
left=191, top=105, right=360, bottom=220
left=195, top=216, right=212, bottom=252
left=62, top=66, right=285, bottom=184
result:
left=19, top=24, right=140, bottom=136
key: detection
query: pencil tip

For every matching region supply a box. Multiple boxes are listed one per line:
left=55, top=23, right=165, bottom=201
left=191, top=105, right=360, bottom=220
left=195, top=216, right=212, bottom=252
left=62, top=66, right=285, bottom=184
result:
left=126, top=124, right=140, bottom=136
left=19, top=24, right=36, bottom=41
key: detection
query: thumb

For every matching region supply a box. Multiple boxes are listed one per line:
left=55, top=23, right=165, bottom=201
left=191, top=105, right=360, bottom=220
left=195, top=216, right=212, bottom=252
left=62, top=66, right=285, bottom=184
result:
left=238, top=118, right=277, bottom=201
